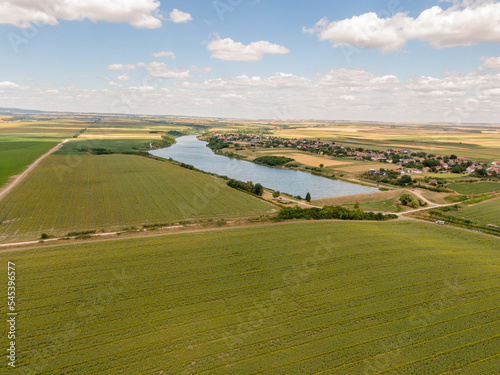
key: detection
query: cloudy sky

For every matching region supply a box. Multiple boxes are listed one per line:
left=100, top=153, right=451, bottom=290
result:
left=1, top=0, right=500, bottom=123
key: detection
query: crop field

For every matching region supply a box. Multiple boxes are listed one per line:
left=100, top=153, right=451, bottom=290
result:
left=0, top=136, right=61, bottom=188
left=447, top=182, right=500, bottom=195
left=449, top=198, right=500, bottom=227
left=1, top=221, right=498, bottom=374
left=0, top=118, right=97, bottom=187
left=0, top=154, right=274, bottom=242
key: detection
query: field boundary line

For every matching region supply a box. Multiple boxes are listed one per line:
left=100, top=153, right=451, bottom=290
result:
left=0, top=138, right=70, bottom=202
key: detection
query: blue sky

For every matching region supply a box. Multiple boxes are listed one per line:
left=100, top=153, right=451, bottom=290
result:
left=1, top=0, right=500, bottom=123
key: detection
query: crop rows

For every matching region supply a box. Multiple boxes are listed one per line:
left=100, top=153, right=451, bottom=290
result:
left=1, top=221, right=498, bottom=374
left=0, top=154, right=273, bottom=241
left=448, top=182, right=500, bottom=195
left=449, top=197, right=500, bottom=226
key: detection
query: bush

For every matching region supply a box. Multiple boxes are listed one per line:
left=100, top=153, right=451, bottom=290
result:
left=400, top=193, right=414, bottom=206
left=67, top=230, right=96, bottom=237
left=410, top=199, right=420, bottom=209
left=40, top=233, right=50, bottom=240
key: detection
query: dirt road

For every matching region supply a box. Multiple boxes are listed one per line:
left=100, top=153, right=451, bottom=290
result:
left=0, top=139, right=69, bottom=202
left=396, top=202, right=460, bottom=216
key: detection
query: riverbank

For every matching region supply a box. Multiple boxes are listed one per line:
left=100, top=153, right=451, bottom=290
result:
left=150, top=135, right=379, bottom=200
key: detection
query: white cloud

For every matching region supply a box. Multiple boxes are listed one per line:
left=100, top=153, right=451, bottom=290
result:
left=3, top=56, right=500, bottom=123
left=0, top=0, right=162, bottom=29
left=0, top=81, right=20, bottom=88
left=107, top=64, right=136, bottom=71
left=207, top=37, right=290, bottom=62
left=117, top=74, right=130, bottom=81
left=143, top=61, right=190, bottom=79
left=152, top=51, right=176, bottom=59
left=305, top=1, right=500, bottom=52
left=169, top=9, right=192, bottom=23
left=479, top=56, right=500, bottom=71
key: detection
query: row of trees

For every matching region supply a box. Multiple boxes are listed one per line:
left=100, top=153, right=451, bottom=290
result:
left=276, top=206, right=397, bottom=221
left=227, top=179, right=264, bottom=196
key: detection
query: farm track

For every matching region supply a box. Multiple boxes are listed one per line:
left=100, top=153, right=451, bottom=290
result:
left=0, top=138, right=70, bottom=202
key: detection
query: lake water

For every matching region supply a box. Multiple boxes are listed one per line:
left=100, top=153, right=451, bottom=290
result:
left=150, top=135, right=378, bottom=200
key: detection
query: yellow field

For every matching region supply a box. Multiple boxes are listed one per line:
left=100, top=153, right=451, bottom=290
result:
left=266, top=152, right=353, bottom=167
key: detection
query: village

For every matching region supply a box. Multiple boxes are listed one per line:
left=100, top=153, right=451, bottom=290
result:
left=209, top=133, right=500, bottom=177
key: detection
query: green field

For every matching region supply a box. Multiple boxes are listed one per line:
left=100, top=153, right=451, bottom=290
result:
left=447, top=182, right=500, bottom=195
left=53, top=138, right=156, bottom=155
left=0, top=118, right=97, bottom=188
left=0, top=154, right=274, bottom=242
left=1, top=221, right=498, bottom=374
left=449, top=198, right=500, bottom=227
left=0, top=136, right=61, bottom=187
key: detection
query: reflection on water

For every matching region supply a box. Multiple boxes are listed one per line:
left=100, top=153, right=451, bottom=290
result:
left=150, top=135, right=378, bottom=200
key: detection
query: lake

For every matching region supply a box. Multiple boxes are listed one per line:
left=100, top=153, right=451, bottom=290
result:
left=150, top=135, right=378, bottom=200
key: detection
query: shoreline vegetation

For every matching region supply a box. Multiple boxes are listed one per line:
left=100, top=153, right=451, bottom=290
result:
left=202, top=134, right=387, bottom=190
